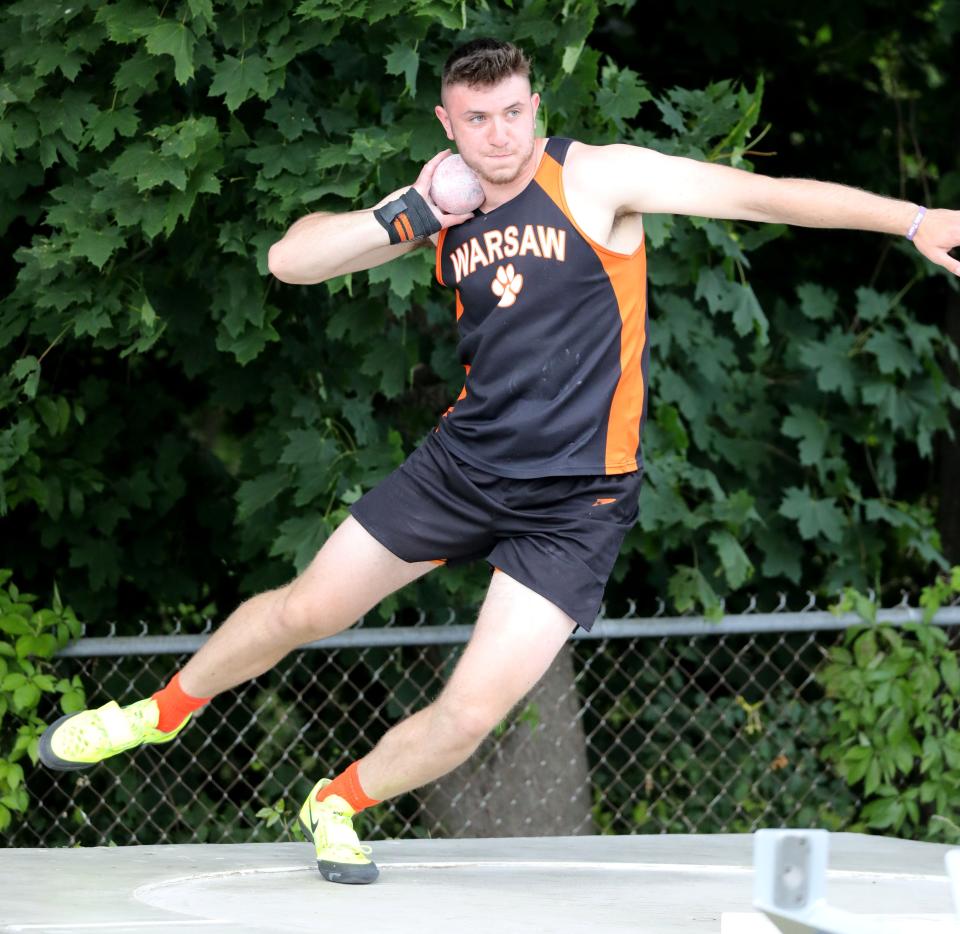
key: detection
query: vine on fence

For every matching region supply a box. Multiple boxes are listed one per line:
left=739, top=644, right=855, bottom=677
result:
left=0, top=569, right=85, bottom=832
left=819, top=567, right=960, bottom=841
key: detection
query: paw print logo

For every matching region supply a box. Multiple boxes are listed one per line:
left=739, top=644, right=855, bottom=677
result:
left=491, top=263, right=524, bottom=307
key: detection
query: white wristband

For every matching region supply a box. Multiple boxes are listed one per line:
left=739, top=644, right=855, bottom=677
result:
left=906, top=206, right=927, bottom=241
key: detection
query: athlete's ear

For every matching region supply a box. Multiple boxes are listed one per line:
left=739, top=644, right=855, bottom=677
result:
left=530, top=92, right=541, bottom=122
left=434, top=105, right=454, bottom=141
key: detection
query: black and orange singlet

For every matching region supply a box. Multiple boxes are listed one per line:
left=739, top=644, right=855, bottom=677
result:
left=433, top=136, right=649, bottom=478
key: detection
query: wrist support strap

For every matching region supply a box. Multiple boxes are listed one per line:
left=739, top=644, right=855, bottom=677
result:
left=373, top=188, right=441, bottom=244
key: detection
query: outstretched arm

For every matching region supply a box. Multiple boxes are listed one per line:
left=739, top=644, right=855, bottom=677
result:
left=586, top=143, right=960, bottom=278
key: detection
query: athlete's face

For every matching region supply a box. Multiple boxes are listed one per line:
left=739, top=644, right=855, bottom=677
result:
left=435, top=74, right=540, bottom=186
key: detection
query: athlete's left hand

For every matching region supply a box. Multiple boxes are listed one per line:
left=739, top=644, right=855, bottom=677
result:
left=911, top=208, right=960, bottom=277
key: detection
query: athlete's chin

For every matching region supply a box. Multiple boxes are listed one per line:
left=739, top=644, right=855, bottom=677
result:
left=477, top=163, right=522, bottom=185
left=479, top=171, right=520, bottom=185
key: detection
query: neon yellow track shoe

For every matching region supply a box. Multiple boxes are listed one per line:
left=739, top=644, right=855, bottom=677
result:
left=38, top=698, right=191, bottom=771
left=298, top=778, right=379, bottom=884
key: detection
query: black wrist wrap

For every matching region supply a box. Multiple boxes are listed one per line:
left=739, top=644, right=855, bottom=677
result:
left=373, top=188, right=441, bottom=244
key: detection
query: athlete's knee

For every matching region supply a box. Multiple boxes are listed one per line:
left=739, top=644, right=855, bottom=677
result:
left=430, top=696, right=501, bottom=747
left=273, top=583, right=326, bottom=640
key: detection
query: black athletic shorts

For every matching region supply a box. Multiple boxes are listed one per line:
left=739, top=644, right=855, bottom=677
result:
left=348, top=430, right=642, bottom=633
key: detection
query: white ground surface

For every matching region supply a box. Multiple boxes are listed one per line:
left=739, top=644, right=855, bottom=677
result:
left=0, top=832, right=955, bottom=934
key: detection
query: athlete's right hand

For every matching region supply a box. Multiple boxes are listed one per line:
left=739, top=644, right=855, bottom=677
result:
left=411, top=149, right=477, bottom=229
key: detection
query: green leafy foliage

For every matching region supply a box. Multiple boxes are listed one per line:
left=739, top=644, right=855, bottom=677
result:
left=2, top=0, right=955, bottom=627
left=0, top=570, right=85, bottom=832
left=818, top=570, right=960, bottom=840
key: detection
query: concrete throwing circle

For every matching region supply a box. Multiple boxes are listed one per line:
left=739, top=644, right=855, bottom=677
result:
left=133, top=859, right=951, bottom=934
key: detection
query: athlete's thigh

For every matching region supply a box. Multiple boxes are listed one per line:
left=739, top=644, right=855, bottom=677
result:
left=436, top=568, right=575, bottom=728
left=284, top=513, right=439, bottom=635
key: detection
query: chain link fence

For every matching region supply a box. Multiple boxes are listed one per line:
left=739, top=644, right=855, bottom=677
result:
left=12, top=595, right=960, bottom=848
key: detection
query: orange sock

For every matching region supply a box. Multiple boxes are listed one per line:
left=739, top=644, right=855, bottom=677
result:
left=315, top=761, right=380, bottom=814
left=151, top=671, right=211, bottom=732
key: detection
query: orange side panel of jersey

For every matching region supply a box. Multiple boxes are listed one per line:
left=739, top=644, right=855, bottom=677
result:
left=435, top=228, right=448, bottom=285
left=434, top=290, right=469, bottom=433
left=537, top=151, right=647, bottom=474
left=596, top=250, right=647, bottom=472
left=457, top=363, right=470, bottom=400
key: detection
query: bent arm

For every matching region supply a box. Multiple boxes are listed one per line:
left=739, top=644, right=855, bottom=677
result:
left=590, top=144, right=960, bottom=276
left=267, top=148, right=476, bottom=286
left=267, top=188, right=424, bottom=286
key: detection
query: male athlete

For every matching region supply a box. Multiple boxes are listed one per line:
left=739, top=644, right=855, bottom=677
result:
left=40, top=39, right=960, bottom=884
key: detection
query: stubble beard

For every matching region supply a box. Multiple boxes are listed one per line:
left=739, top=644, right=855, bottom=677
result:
left=467, top=132, right=537, bottom=186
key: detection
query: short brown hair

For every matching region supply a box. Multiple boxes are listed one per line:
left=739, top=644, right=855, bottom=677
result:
left=441, top=38, right=532, bottom=100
